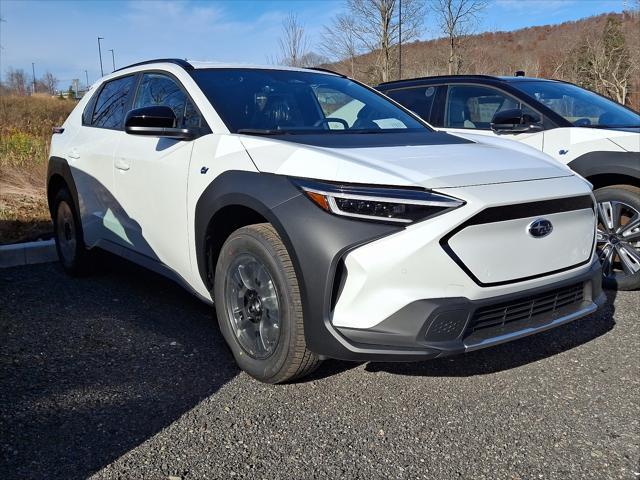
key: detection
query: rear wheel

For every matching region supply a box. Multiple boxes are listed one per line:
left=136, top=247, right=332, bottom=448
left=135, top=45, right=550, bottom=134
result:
left=595, top=185, right=640, bottom=291
left=214, top=223, right=321, bottom=383
left=52, top=188, right=92, bottom=275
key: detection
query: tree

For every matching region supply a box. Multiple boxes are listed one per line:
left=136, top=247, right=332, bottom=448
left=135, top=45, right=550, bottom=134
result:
left=346, top=0, right=425, bottom=83
left=41, top=72, right=58, bottom=95
left=573, top=16, right=635, bottom=104
left=430, top=0, right=487, bottom=74
left=320, top=13, right=362, bottom=77
left=5, top=68, right=27, bottom=95
left=278, top=12, right=309, bottom=67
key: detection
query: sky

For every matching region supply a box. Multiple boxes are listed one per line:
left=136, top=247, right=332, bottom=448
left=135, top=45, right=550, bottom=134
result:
left=0, top=0, right=630, bottom=88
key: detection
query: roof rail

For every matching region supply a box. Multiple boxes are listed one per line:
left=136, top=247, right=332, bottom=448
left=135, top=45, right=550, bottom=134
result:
left=378, top=74, right=500, bottom=86
left=307, top=67, right=346, bottom=77
left=114, top=58, right=193, bottom=73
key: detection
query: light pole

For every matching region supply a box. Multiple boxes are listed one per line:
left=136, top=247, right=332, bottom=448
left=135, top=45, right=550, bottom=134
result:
left=97, top=37, right=104, bottom=76
left=398, top=0, right=402, bottom=80
left=31, top=62, right=36, bottom=94
left=109, top=49, right=115, bottom=72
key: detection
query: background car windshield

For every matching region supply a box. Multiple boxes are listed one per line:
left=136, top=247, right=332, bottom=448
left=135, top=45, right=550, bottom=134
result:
left=513, top=81, right=640, bottom=127
left=191, top=69, right=428, bottom=133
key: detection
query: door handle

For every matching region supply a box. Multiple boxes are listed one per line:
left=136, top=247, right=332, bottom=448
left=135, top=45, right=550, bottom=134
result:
left=68, top=148, right=80, bottom=160
left=115, top=158, right=130, bottom=171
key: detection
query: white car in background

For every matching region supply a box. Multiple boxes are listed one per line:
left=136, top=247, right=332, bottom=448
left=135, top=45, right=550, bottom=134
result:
left=378, top=75, right=640, bottom=290
left=48, top=60, right=604, bottom=382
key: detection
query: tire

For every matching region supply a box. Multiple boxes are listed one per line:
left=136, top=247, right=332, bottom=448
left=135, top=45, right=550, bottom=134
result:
left=52, top=188, right=93, bottom=276
left=214, top=223, right=321, bottom=383
left=594, top=185, right=640, bottom=291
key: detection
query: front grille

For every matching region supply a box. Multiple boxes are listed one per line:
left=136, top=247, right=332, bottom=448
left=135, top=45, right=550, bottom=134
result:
left=471, top=283, right=584, bottom=332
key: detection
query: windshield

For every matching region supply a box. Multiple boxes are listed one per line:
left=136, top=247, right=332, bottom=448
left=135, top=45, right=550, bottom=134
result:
left=191, top=69, right=429, bottom=134
left=512, top=81, right=640, bottom=128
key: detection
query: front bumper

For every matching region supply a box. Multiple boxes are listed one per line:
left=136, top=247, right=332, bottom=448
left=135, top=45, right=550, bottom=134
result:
left=331, top=258, right=605, bottom=361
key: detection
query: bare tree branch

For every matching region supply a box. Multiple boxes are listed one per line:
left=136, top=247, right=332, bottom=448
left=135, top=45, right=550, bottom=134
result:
left=430, top=0, right=487, bottom=74
left=278, top=12, right=309, bottom=67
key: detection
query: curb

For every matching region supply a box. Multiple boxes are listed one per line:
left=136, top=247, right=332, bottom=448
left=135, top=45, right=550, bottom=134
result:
left=0, top=239, right=57, bottom=268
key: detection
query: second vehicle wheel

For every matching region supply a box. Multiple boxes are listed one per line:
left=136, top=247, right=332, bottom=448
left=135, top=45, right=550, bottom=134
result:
left=214, top=223, right=321, bottom=383
left=595, top=185, right=640, bottom=291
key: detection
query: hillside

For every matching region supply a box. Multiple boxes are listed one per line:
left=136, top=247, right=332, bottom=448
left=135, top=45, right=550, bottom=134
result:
left=326, top=12, right=640, bottom=109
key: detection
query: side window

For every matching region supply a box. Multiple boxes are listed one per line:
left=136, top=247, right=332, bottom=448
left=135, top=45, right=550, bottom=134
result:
left=445, top=85, right=537, bottom=130
left=82, top=89, right=99, bottom=125
left=385, top=86, right=438, bottom=122
left=134, top=73, right=201, bottom=128
left=92, top=75, right=136, bottom=129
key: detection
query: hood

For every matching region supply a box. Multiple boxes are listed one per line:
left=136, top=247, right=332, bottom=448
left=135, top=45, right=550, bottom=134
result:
left=239, top=131, right=574, bottom=189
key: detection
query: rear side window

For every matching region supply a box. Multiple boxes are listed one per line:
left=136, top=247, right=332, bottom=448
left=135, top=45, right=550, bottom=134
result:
left=92, top=75, right=137, bottom=129
left=385, top=86, right=438, bottom=122
left=134, top=73, right=201, bottom=128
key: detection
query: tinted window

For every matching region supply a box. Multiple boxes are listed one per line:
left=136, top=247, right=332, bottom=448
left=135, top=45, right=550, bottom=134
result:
left=513, top=81, right=640, bottom=127
left=134, top=73, right=201, bottom=128
left=445, top=85, right=537, bottom=130
left=92, top=75, right=136, bottom=129
left=82, top=89, right=98, bottom=125
left=385, top=86, right=437, bottom=122
left=191, top=69, right=429, bottom=133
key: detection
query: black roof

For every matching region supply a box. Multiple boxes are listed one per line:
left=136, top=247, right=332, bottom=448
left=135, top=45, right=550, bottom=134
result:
left=378, top=74, right=562, bottom=88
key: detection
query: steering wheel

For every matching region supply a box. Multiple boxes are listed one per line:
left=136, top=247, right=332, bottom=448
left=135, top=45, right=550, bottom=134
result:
left=314, top=117, right=349, bottom=129
left=573, top=118, right=592, bottom=127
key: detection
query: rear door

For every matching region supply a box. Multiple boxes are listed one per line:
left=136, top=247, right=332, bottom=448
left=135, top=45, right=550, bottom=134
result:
left=70, top=74, right=137, bottom=247
left=112, top=71, right=203, bottom=279
left=438, top=83, right=544, bottom=149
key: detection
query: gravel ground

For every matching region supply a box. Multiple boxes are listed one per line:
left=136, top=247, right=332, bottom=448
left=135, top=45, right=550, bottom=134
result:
left=1, top=260, right=638, bottom=480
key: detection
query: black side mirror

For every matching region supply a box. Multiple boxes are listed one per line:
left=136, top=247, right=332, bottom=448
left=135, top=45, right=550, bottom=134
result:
left=491, top=108, right=542, bottom=134
left=125, top=106, right=195, bottom=140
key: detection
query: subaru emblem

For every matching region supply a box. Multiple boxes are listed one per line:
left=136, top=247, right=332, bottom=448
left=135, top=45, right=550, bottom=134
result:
left=527, top=218, right=553, bottom=238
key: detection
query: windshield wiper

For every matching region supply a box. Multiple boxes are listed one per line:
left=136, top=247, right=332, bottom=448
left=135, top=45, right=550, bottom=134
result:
left=237, top=128, right=290, bottom=136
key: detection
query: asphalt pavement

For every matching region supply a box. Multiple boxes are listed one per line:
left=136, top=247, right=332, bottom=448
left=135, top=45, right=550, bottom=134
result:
left=1, top=259, right=638, bottom=480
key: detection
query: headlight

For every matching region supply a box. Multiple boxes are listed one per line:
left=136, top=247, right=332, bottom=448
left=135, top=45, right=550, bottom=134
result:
left=294, top=178, right=464, bottom=224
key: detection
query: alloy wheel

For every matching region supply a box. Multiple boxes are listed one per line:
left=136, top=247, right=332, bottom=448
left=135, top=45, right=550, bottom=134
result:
left=596, top=200, right=640, bottom=280
left=56, top=201, right=77, bottom=265
left=224, top=253, right=281, bottom=359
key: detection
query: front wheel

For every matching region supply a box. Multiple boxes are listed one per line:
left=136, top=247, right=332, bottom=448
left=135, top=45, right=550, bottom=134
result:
left=214, top=223, right=321, bottom=383
left=595, top=185, right=640, bottom=291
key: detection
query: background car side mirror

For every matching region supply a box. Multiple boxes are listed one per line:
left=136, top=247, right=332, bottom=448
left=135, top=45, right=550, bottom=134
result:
left=125, top=106, right=195, bottom=140
left=491, top=108, right=542, bottom=134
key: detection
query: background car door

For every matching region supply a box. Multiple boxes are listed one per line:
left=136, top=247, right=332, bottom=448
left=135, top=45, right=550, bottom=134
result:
left=438, top=84, right=544, bottom=150
left=113, top=72, right=202, bottom=280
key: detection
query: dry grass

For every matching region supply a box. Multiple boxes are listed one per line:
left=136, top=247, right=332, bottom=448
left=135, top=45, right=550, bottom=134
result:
left=0, top=95, right=76, bottom=244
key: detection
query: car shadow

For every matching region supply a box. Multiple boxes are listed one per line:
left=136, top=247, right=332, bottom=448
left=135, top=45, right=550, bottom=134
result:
left=363, top=289, right=617, bottom=378
left=0, top=258, right=238, bottom=480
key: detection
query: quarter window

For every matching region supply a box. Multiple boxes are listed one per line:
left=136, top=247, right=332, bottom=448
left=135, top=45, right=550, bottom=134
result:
left=445, top=85, right=537, bottom=130
left=134, top=73, right=201, bottom=128
left=92, top=75, right=137, bottom=129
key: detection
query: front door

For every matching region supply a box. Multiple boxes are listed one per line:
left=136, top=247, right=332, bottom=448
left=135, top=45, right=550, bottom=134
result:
left=440, top=84, right=544, bottom=150
left=113, top=72, right=203, bottom=280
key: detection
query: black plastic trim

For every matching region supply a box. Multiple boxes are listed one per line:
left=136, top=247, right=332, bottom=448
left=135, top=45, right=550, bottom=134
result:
left=46, top=156, right=80, bottom=218
left=440, top=195, right=595, bottom=287
left=193, top=171, right=403, bottom=358
left=568, top=151, right=640, bottom=181
left=114, top=58, right=193, bottom=73
left=335, top=259, right=603, bottom=360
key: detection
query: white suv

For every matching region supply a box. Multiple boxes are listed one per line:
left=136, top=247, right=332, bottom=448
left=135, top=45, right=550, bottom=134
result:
left=48, top=60, right=605, bottom=383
